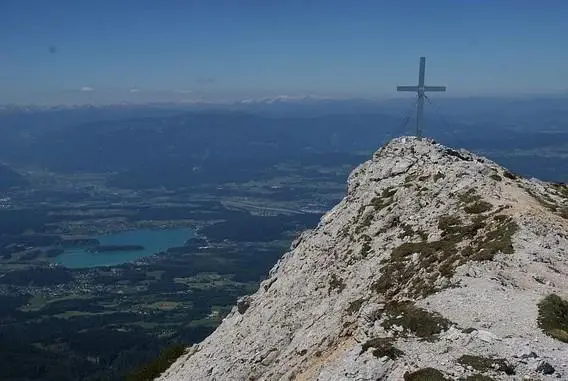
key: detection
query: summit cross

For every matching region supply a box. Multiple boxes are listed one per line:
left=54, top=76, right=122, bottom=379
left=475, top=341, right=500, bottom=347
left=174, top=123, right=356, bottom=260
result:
left=397, top=57, right=446, bottom=139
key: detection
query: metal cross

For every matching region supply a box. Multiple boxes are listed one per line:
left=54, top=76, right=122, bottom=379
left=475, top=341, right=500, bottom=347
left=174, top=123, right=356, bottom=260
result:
left=397, top=57, right=446, bottom=139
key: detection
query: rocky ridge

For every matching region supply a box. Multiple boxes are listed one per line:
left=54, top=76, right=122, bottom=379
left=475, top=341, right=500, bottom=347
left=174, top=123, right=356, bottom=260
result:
left=159, top=137, right=568, bottom=381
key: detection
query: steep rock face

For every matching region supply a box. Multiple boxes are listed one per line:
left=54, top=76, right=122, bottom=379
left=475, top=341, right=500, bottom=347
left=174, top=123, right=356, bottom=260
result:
left=159, top=137, right=568, bottom=381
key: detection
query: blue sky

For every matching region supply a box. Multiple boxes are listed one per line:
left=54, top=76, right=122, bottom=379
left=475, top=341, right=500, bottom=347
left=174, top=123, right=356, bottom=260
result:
left=1, top=0, right=567, bottom=104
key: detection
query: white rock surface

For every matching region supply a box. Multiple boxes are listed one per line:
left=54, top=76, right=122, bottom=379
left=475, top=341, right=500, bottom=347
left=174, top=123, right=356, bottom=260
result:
left=159, top=137, right=568, bottom=381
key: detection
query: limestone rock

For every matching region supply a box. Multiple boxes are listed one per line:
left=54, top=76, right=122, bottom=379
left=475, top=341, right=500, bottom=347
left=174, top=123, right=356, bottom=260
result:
left=158, top=137, right=568, bottom=381
left=536, top=361, right=555, bottom=375
left=236, top=295, right=253, bottom=315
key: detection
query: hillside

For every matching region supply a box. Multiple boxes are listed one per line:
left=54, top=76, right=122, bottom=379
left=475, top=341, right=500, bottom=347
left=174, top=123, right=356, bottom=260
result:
left=159, top=137, right=568, bottom=380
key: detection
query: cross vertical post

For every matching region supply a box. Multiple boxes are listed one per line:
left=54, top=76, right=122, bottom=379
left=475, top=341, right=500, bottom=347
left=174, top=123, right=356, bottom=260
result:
left=397, top=57, right=446, bottom=139
left=416, top=57, right=426, bottom=140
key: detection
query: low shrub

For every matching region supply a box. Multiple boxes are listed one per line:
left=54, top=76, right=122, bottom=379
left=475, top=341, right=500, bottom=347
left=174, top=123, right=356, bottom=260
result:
left=373, top=212, right=516, bottom=299
left=404, top=368, right=449, bottom=381
left=457, top=355, right=515, bottom=375
left=346, top=298, right=365, bottom=315
left=464, top=201, right=493, bottom=214
left=434, top=172, right=446, bottom=182
left=537, top=294, right=568, bottom=343
left=489, top=174, right=502, bottom=182
left=438, top=215, right=462, bottom=234
left=360, top=337, right=404, bottom=360
left=398, top=223, right=415, bottom=239
left=328, top=274, right=346, bottom=294
left=458, top=189, right=482, bottom=204
left=382, top=187, right=397, bottom=198
left=381, top=301, right=451, bottom=341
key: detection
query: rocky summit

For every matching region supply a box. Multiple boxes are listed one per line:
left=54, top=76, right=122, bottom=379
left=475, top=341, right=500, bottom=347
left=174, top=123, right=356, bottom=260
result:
left=159, top=137, right=568, bottom=381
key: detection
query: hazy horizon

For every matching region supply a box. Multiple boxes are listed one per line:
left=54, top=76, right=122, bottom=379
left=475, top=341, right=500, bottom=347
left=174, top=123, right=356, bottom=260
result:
left=3, top=91, right=568, bottom=108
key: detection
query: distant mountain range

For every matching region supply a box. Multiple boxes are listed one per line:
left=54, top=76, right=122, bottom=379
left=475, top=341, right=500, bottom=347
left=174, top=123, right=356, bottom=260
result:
left=2, top=93, right=568, bottom=119
left=0, top=96, right=566, bottom=185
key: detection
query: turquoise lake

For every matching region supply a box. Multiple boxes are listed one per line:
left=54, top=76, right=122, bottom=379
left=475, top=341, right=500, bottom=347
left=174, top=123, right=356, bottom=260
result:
left=53, top=228, right=194, bottom=268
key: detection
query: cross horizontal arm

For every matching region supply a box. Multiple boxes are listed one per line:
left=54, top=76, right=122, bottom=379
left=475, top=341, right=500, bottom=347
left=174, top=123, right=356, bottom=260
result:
left=423, top=86, right=446, bottom=92
left=397, top=86, right=419, bottom=92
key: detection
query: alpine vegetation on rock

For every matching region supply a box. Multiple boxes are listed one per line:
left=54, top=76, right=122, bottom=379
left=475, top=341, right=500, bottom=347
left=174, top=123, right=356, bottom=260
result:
left=158, top=137, right=568, bottom=381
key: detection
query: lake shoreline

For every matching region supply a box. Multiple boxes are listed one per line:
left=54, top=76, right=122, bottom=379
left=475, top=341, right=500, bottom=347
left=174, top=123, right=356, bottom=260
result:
left=52, top=228, right=195, bottom=268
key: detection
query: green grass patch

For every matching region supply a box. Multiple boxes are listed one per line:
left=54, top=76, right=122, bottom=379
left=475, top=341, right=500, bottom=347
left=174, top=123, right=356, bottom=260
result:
left=457, top=355, right=515, bottom=375
left=458, top=190, right=493, bottom=214
left=438, top=215, right=462, bottom=234
left=373, top=213, right=516, bottom=299
left=472, top=216, right=517, bottom=258
left=381, top=301, right=451, bottom=341
left=537, top=294, right=568, bottom=343
left=458, top=189, right=482, bottom=204
left=464, top=201, right=493, bottom=214
left=20, top=294, right=92, bottom=313
left=391, top=240, right=457, bottom=261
